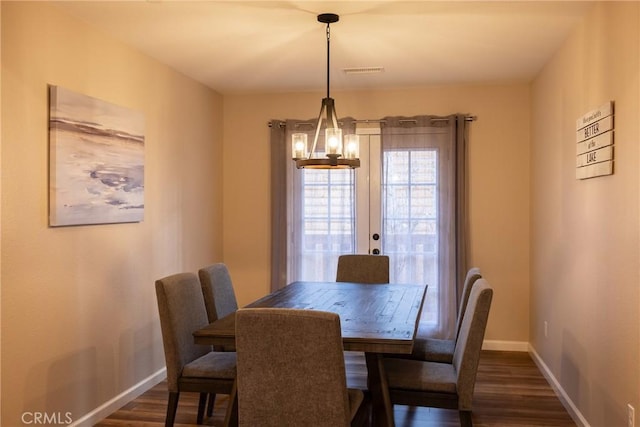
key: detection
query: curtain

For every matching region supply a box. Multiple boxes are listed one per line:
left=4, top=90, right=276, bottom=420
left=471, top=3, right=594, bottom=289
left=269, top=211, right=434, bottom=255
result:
left=270, top=118, right=357, bottom=290
left=380, top=115, right=469, bottom=339
left=454, top=115, right=471, bottom=314
left=270, top=120, right=287, bottom=291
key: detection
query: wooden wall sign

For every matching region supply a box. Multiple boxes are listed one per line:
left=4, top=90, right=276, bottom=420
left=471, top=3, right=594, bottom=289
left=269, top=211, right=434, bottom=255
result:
left=576, top=101, right=614, bottom=179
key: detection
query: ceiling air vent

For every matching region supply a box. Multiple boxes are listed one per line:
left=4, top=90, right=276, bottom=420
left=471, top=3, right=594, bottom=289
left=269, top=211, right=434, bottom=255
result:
left=343, top=66, right=385, bottom=75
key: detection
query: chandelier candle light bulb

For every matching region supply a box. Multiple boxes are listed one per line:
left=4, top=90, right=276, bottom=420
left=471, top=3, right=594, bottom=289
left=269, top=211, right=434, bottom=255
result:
left=344, top=134, right=359, bottom=159
left=325, top=128, right=342, bottom=156
left=292, top=133, right=308, bottom=160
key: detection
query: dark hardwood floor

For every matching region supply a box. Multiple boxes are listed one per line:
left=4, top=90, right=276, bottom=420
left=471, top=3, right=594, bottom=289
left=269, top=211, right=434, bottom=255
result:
left=95, top=351, right=576, bottom=427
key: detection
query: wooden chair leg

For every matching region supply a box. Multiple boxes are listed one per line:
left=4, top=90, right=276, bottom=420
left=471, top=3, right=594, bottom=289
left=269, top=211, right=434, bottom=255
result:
left=166, top=391, right=180, bottom=427
left=223, top=379, right=238, bottom=427
left=207, top=393, right=216, bottom=417
left=459, top=410, right=473, bottom=427
left=197, top=392, right=207, bottom=424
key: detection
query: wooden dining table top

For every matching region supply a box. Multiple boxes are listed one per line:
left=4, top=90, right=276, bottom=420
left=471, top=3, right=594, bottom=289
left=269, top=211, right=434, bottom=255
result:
left=193, top=280, right=428, bottom=354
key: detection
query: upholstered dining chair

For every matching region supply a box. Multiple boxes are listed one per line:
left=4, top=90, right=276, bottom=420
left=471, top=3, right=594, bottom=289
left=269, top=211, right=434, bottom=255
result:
left=155, top=272, right=237, bottom=427
left=382, top=278, right=493, bottom=427
left=336, top=254, right=390, bottom=284
left=198, top=263, right=240, bottom=416
left=235, top=308, right=370, bottom=427
left=396, top=267, right=482, bottom=363
left=198, top=263, right=239, bottom=323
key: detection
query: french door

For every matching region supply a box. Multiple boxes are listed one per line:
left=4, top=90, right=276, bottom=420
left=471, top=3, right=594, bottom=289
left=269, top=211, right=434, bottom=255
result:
left=290, top=121, right=455, bottom=335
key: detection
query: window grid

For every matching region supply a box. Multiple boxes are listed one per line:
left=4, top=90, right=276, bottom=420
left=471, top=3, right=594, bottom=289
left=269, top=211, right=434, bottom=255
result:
left=383, top=148, right=439, bottom=323
left=297, top=169, right=355, bottom=281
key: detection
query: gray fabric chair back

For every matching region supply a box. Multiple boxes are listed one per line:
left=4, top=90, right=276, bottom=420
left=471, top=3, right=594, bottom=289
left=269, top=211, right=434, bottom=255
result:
left=336, top=254, right=390, bottom=284
left=455, top=267, right=482, bottom=341
left=236, top=308, right=352, bottom=427
left=452, top=278, right=493, bottom=410
left=155, top=272, right=210, bottom=392
left=199, top=263, right=239, bottom=323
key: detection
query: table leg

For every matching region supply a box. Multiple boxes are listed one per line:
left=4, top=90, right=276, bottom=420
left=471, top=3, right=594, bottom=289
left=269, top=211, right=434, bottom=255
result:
left=365, top=352, right=395, bottom=427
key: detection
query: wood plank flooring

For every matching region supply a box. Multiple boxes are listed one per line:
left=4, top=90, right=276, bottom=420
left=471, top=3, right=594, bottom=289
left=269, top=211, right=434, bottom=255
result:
left=95, top=351, right=576, bottom=427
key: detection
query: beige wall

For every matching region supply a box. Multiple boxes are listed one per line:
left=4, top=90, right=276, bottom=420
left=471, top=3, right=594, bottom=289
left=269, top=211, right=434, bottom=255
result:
left=222, top=84, right=532, bottom=344
left=1, top=3, right=223, bottom=425
left=0, top=1, right=3, bottom=416
left=530, top=2, right=640, bottom=426
left=8, top=2, right=636, bottom=427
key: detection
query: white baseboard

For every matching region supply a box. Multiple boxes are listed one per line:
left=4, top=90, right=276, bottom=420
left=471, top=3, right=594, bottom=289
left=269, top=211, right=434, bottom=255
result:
left=69, top=367, right=167, bottom=427
left=528, top=345, right=590, bottom=427
left=483, top=339, right=529, bottom=352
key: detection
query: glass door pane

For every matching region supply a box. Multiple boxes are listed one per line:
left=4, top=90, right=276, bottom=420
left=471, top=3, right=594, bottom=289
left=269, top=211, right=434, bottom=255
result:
left=382, top=148, right=439, bottom=324
left=293, top=168, right=356, bottom=281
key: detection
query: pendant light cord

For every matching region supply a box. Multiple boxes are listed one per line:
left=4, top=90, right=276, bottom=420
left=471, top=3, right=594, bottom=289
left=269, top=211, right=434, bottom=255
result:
left=326, top=23, right=331, bottom=99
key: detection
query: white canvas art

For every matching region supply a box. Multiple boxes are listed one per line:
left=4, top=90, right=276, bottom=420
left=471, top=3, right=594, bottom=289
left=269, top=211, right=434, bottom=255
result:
left=49, top=85, right=145, bottom=226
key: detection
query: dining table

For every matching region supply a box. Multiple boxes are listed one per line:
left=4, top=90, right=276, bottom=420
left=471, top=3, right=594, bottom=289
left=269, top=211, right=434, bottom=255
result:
left=193, top=280, right=428, bottom=427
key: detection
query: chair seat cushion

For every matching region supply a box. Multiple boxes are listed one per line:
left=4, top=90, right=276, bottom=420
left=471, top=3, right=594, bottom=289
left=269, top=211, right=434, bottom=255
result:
left=411, top=337, right=455, bottom=363
left=182, top=351, right=237, bottom=379
left=383, top=358, right=457, bottom=394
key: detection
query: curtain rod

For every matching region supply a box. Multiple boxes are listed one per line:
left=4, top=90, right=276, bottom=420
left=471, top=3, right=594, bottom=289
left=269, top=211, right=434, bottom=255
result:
left=397, top=116, right=477, bottom=123
left=268, top=115, right=477, bottom=127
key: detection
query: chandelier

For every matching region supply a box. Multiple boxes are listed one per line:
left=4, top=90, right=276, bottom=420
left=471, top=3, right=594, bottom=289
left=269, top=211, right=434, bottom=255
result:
left=292, top=13, right=360, bottom=169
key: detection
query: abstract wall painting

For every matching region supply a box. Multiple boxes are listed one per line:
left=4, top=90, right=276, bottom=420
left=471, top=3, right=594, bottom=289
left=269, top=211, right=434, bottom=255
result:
left=49, top=85, right=145, bottom=226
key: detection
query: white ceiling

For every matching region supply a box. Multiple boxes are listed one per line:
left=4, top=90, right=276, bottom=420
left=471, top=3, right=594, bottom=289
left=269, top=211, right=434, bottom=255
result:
left=51, top=1, right=594, bottom=94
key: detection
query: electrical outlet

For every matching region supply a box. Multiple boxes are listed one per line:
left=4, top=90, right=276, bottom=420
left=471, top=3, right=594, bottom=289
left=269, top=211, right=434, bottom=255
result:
left=544, top=321, right=548, bottom=338
left=629, top=404, right=635, bottom=427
